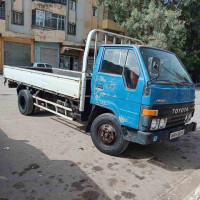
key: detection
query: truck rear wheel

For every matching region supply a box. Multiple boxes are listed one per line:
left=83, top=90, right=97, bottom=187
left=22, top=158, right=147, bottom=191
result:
left=90, top=113, right=129, bottom=156
left=18, top=90, right=34, bottom=116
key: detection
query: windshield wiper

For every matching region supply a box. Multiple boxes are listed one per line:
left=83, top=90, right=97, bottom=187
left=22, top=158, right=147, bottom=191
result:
left=147, top=76, right=159, bottom=85
left=180, top=81, right=194, bottom=86
left=148, top=79, right=183, bottom=86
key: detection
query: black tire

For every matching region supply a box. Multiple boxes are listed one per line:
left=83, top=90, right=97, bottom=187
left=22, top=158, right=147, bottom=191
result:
left=90, top=113, right=129, bottom=156
left=31, top=105, right=40, bottom=115
left=18, top=90, right=34, bottom=116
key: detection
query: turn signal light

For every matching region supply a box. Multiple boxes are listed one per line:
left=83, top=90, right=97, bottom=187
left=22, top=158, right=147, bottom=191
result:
left=142, top=109, right=158, bottom=116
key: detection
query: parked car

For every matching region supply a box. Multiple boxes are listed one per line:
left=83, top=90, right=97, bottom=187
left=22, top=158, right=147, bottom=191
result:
left=30, top=63, right=53, bottom=69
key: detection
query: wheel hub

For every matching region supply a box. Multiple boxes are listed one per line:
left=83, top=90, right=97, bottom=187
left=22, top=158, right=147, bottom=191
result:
left=98, top=124, right=117, bottom=145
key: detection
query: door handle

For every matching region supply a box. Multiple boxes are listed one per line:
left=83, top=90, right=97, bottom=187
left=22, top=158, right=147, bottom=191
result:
left=96, top=84, right=103, bottom=89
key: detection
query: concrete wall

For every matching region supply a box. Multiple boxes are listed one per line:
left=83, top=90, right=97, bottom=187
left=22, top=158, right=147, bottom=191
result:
left=66, top=0, right=86, bottom=43
left=13, top=0, right=23, bottom=11
left=66, top=0, right=104, bottom=43
left=32, top=29, right=65, bottom=43
left=84, top=0, right=104, bottom=40
left=6, top=0, right=32, bottom=34
left=0, top=19, right=6, bottom=35
left=0, top=37, right=3, bottom=72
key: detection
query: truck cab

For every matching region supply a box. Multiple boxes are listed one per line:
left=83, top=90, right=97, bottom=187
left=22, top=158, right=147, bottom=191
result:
left=89, top=44, right=196, bottom=155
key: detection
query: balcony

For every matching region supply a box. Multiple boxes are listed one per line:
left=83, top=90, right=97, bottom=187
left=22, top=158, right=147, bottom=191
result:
left=102, top=19, right=125, bottom=33
left=32, top=0, right=67, bottom=5
left=32, top=28, right=65, bottom=42
left=32, top=9, right=65, bottom=31
left=32, top=0, right=67, bottom=16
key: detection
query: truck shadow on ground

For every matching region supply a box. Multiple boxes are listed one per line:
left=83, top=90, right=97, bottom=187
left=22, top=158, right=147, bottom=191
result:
left=49, top=115, right=200, bottom=172
left=121, top=127, right=200, bottom=172
left=31, top=110, right=55, bottom=117
left=31, top=111, right=88, bottom=134
left=51, top=116, right=88, bottom=135
left=0, top=129, right=110, bottom=200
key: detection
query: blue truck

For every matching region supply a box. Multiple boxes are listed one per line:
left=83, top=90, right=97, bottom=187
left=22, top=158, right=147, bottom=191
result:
left=4, top=29, right=197, bottom=156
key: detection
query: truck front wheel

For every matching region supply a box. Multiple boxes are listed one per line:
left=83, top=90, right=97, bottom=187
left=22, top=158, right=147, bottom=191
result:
left=90, top=113, right=129, bottom=156
left=18, top=90, right=34, bottom=116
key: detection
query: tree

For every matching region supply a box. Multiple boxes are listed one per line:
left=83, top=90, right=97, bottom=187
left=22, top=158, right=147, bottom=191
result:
left=179, top=0, right=200, bottom=72
left=98, top=0, right=186, bottom=58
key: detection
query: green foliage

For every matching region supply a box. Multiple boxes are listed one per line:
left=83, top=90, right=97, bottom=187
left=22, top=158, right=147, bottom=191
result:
left=98, top=0, right=186, bottom=58
left=179, top=0, right=200, bottom=71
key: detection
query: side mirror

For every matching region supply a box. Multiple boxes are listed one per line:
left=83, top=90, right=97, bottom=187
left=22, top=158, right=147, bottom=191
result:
left=148, top=57, right=160, bottom=77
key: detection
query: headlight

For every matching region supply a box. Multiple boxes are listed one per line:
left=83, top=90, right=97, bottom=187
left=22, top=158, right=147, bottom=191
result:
left=159, top=118, right=168, bottom=129
left=151, top=119, right=160, bottom=130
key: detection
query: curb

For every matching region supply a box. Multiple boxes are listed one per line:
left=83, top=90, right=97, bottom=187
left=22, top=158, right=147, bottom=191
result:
left=184, top=184, right=200, bottom=200
left=155, top=170, right=200, bottom=200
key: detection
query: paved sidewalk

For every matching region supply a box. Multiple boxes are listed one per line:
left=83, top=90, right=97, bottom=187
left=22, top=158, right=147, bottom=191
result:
left=0, top=75, right=200, bottom=200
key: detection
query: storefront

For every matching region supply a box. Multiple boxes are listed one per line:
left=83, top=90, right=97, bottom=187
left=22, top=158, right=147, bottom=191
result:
left=0, top=37, right=34, bottom=72
left=59, top=47, right=84, bottom=71
left=34, top=42, right=60, bottom=68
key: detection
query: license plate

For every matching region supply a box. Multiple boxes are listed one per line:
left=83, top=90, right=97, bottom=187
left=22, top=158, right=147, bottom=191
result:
left=170, top=129, right=185, bottom=140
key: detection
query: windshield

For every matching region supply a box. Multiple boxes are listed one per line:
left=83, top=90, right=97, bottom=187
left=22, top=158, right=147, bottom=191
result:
left=140, top=47, right=192, bottom=84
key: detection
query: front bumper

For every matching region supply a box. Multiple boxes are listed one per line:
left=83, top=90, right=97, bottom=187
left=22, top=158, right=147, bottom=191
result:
left=123, top=122, right=197, bottom=145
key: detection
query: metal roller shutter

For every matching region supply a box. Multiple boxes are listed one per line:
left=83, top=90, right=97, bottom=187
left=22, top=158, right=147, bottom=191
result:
left=4, top=42, right=31, bottom=66
left=40, top=47, right=58, bottom=68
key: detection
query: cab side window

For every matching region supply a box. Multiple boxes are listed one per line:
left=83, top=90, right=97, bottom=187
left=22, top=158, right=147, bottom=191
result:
left=123, top=50, right=140, bottom=89
left=101, top=49, right=128, bottom=75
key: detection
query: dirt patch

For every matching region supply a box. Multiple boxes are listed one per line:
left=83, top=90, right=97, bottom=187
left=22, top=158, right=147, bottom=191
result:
left=79, top=190, right=100, bottom=200
left=13, top=182, right=25, bottom=189
left=121, top=191, right=136, bottom=199
left=91, top=166, right=104, bottom=172
left=71, top=179, right=87, bottom=191
left=132, top=173, right=145, bottom=180
left=114, top=195, right=122, bottom=200
left=107, top=178, right=118, bottom=187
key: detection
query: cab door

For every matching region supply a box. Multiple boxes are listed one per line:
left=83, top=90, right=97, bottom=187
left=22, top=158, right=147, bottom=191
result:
left=91, top=47, right=144, bottom=129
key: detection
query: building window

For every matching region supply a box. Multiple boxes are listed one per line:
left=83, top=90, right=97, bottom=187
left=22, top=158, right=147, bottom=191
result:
left=0, top=2, right=5, bottom=20
left=92, top=7, right=98, bottom=17
left=70, top=1, right=76, bottom=11
left=55, top=14, right=65, bottom=30
left=68, top=23, right=76, bottom=35
left=45, top=12, right=65, bottom=30
left=32, top=9, right=65, bottom=31
left=12, top=11, right=24, bottom=25
left=36, top=10, right=45, bottom=27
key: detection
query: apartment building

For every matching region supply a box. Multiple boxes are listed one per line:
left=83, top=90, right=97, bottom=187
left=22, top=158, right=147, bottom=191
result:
left=0, top=0, right=125, bottom=72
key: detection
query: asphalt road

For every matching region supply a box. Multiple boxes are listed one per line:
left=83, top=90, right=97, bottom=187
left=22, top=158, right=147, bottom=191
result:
left=0, top=75, right=200, bottom=200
